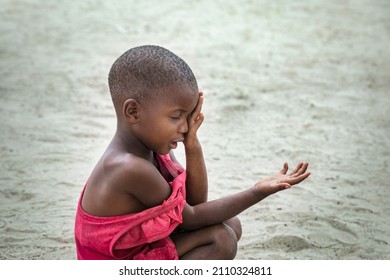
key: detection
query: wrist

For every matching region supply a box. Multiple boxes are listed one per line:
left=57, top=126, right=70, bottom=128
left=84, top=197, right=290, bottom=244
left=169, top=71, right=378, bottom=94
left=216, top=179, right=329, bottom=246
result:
left=251, top=185, right=268, bottom=201
left=184, top=139, right=202, bottom=155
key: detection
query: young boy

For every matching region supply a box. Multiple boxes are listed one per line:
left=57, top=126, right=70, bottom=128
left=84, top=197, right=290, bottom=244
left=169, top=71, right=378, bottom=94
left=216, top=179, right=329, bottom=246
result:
left=74, top=45, right=310, bottom=260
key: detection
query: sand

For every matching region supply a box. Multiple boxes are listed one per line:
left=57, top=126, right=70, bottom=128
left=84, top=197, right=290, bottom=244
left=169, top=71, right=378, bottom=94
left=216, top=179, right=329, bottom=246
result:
left=0, top=0, right=389, bottom=260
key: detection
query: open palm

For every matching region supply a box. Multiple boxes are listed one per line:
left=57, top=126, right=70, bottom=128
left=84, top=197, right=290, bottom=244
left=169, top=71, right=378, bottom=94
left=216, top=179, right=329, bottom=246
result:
left=255, top=162, right=310, bottom=196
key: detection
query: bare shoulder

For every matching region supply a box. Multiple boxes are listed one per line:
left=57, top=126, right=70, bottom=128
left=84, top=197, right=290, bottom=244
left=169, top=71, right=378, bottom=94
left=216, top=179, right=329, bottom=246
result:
left=106, top=153, right=172, bottom=208
left=82, top=152, right=172, bottom=216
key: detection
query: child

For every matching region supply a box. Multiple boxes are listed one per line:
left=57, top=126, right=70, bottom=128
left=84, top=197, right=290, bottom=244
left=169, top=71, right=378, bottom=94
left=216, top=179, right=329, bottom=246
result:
left=74, top=45, right=310, bottom=260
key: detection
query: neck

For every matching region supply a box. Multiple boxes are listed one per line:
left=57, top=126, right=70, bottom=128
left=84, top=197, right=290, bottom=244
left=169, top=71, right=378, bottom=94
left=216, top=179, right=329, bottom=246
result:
left=112, top=123, right=154, bottom=163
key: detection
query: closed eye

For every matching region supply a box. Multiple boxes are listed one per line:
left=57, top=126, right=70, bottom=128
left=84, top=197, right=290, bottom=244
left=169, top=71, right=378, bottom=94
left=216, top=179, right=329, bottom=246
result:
left=170, top=110, right=189, bottom=120
left=170, top=114, right=182, bottom=120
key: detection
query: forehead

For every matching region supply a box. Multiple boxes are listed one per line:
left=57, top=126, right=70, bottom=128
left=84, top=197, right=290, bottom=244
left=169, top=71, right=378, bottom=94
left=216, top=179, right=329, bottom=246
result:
left=151, top=84, right=198, bottom=111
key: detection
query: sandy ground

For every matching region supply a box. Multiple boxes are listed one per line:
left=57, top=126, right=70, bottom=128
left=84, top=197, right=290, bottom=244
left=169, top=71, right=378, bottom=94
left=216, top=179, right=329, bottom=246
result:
left=0, top=0, right=389, bottom=260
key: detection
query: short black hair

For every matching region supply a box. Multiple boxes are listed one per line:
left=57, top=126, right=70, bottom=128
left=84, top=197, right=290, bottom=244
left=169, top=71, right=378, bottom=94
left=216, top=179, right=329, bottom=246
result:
left=108, top=45, right=198, bottom=109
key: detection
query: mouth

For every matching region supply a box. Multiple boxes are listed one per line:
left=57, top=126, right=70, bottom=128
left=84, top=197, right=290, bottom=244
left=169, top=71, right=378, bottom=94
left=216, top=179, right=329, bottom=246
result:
left=170, top=142, right=178, bottom=149
left=170, top=138, right=184, bottom=149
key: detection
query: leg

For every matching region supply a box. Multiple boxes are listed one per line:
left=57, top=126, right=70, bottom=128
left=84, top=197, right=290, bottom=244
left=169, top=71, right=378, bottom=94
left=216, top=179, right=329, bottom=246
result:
left=171, top=217, right=241, bottom=260
left=223, top=216, right=242, bottom=241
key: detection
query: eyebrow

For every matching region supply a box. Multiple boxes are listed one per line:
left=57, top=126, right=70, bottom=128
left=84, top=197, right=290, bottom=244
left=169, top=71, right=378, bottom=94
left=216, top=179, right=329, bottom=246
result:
left=170, top=108, right=188, bottom=113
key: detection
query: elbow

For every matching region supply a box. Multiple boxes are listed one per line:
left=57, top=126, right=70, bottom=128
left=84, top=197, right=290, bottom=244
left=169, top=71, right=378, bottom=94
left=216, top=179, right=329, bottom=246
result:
left=180, top=204, right=204, bottom=231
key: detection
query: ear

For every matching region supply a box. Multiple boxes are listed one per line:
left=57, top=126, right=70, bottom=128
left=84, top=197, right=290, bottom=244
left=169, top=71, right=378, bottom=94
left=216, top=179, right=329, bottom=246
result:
left=123, top=99, right=141, bottom=123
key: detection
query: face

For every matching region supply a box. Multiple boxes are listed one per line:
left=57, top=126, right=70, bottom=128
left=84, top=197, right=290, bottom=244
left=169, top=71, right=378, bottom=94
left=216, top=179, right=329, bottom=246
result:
left=136, top=84, right=198, bottom=155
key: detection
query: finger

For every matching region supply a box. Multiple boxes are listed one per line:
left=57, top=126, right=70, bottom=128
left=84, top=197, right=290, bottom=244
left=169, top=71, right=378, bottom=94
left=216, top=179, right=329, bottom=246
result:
left=192, top=112, right=204, bottom=130
left=273, top=182, right=291, bottom=191
left=279, top=163, right=288, bottom=174
left=298, top=163, right=309, bottom=176
left=292, top=162, right=308, bottom=177
left=286, top=172, right=311, bottom=185
left=289, top=162, right=303, bottom=176
left=189, top=95, right=204, bottom=122
left=195, top=93, right=204, bottom=111
left=187, top=116, right=204, bottom=138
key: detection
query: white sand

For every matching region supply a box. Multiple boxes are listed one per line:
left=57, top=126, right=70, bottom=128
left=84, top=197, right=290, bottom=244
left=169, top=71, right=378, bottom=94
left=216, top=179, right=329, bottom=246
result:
left=0, top=0, right=389, bottom=259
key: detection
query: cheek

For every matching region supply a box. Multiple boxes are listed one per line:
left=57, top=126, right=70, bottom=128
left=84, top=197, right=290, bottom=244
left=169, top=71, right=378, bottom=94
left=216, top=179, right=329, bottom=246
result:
left=154, top=119, right=177, bottom=136
left=168, top=121, right=181, bottom=133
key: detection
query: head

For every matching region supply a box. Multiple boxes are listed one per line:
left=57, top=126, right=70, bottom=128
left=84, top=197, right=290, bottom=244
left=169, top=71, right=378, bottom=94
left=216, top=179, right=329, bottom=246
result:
left=108, top=45, right=200, bottom=155
left=108, top=45, right=198, bottom=113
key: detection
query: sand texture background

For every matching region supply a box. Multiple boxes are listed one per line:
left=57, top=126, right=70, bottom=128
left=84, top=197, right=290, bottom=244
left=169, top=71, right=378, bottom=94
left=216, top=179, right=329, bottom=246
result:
left=1, top=0, right=389, bottom=260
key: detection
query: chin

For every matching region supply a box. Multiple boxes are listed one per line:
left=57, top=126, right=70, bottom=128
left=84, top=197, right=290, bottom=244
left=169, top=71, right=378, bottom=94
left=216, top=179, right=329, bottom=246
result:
left=154, top=147, right=171, bottom=156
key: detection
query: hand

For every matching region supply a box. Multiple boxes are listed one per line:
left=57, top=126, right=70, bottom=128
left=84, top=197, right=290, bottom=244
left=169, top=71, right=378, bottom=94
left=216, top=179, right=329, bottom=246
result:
left=254, top=163, right=310, bottom=197
left=183, top=92, right=204, bottom=150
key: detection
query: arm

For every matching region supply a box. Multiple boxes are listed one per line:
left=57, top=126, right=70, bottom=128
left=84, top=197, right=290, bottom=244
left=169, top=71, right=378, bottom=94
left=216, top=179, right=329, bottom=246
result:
left=183, top=92, right=208, bottom=205
left=180, top=162, right=311, bottom=230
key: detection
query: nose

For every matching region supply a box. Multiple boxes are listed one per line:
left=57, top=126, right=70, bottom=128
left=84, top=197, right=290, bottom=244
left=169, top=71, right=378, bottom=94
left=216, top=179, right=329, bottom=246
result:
left=178, top=119, right=188, bottom=134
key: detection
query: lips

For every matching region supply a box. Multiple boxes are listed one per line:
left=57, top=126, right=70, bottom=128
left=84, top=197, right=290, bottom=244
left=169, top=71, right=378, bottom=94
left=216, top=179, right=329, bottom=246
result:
left=170, top=138, right=184, bottom=149
left=170, top=142, right=178, bottom=149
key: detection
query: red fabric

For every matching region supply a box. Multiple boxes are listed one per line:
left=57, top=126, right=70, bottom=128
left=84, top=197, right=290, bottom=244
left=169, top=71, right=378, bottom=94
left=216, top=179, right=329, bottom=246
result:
left=74, top=154, right=186, bottom=260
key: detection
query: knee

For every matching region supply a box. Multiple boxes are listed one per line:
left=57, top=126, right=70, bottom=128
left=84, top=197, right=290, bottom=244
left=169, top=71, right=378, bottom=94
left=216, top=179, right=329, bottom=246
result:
left=225, top=216, right=242, bottom=241
left=212, top=223, right=238, bottom=260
